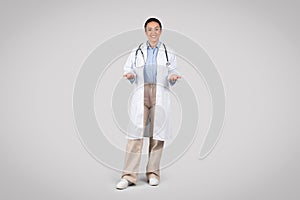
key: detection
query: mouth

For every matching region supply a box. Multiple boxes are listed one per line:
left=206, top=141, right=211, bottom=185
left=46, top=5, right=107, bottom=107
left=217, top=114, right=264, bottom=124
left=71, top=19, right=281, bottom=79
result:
left=151, top=35, right=157, bottom=39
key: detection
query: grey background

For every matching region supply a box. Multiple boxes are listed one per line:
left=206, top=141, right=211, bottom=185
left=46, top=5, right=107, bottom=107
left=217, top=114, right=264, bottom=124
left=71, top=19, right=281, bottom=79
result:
left=0, top=0, right=299, bottom=199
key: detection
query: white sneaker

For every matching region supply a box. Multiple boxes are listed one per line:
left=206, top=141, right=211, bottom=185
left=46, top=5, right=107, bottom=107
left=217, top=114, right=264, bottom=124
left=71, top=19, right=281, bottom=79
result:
left=149, top=177, right=159, bottom=186
left=116, top=178, right=132, bottom=190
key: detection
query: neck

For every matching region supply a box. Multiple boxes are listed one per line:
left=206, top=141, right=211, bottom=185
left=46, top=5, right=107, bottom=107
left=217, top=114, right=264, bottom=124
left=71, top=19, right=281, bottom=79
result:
left=148, top=41, right=158, bottom=48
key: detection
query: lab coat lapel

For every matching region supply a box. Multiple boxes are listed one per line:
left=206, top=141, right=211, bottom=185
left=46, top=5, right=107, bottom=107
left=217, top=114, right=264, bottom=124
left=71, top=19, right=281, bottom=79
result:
left=141, top=44, right=147, bottom=63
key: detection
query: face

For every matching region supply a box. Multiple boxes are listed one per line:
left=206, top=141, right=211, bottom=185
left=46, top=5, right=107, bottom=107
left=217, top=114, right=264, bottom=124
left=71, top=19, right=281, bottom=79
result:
left=145, top=21, right=162, bottom=45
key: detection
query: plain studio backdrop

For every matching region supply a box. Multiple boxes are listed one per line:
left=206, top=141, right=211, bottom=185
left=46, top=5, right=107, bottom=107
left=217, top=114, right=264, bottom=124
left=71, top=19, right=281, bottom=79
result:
left=0, top=0, right=299, bottom=200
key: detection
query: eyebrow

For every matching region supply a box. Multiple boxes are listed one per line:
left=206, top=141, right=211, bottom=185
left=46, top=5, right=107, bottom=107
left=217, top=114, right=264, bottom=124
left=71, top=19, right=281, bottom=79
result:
left=147, top=26, right=160, bottom=29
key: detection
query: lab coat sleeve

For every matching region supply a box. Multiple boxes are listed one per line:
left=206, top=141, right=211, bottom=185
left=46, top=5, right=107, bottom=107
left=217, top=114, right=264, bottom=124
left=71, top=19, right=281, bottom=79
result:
left=167, top=52, right=180, bottom=86
left=123, top=50, right=136, bottom=84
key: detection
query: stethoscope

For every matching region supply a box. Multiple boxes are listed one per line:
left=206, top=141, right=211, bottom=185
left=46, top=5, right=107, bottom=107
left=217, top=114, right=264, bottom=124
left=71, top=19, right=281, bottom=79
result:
left=134, top=43, right=171, bottom=68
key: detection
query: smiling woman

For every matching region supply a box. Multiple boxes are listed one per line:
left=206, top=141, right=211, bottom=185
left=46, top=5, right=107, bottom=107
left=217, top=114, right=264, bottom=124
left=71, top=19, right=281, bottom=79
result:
left=116, top=17, right=182, bottom=190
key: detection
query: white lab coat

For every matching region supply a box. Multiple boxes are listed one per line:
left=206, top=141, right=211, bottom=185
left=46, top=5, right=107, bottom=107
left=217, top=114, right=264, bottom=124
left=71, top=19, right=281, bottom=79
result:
left=123, top=42, right=179, bottom=141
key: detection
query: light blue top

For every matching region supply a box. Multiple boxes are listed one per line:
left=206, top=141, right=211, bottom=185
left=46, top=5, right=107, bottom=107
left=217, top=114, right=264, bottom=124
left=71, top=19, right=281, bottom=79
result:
left=144, top=41, right=161, bottom=83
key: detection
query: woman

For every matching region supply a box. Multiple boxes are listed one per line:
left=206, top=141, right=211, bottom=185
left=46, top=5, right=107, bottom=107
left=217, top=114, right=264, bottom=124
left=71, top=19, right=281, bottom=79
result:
left=116, top=17, right=181, bottom=190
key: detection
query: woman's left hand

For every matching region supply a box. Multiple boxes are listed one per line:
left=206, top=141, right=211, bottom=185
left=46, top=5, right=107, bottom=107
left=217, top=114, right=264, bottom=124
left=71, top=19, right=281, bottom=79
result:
left=169, top=74, right=181, bottom=81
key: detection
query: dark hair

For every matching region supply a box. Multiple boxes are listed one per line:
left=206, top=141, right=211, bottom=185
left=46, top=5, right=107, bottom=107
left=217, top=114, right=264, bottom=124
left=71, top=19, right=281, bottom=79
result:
left=144, top=17, right=162, bottom=30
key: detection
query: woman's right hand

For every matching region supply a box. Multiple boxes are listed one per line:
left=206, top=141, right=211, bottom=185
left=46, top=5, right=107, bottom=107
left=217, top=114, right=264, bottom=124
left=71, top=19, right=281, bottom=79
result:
left=123, top=73, right=135, bottom=79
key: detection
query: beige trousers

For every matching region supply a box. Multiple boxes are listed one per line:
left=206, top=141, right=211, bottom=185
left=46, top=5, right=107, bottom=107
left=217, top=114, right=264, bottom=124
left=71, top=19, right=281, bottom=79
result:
left=122, top=84, right=164, bottom=184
